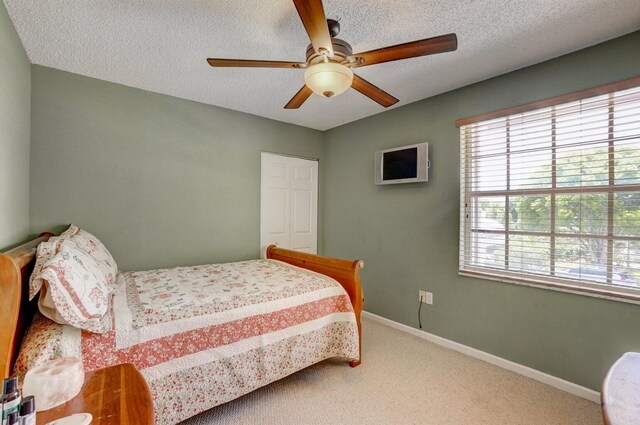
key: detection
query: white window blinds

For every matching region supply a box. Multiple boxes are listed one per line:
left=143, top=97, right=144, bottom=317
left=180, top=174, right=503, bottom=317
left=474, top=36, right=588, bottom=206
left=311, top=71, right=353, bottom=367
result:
left=459, top=84, right=640, bottom=302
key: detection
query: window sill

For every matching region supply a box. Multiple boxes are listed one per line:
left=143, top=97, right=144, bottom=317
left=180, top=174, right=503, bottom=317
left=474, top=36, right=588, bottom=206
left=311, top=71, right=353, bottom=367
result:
left=459, top=269, right=640, bottom=306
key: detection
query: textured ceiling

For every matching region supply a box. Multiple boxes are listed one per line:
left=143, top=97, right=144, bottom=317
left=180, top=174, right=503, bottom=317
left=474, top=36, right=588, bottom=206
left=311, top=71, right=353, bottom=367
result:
left=5, top=0, right=640, bottom=130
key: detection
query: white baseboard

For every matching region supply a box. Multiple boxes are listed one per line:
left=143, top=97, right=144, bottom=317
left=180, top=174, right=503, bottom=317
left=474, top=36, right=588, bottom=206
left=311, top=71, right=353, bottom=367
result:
left=361, top=310, right=600, bottom=403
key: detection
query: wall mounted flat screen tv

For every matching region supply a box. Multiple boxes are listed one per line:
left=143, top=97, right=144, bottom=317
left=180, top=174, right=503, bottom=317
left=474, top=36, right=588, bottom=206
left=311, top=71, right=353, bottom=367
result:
left=374, top=142, right=428, bottom=185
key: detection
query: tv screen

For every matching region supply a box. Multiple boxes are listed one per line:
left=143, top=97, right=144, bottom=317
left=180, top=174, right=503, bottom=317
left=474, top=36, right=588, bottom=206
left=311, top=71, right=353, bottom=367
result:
left=383, top=147, right=418, bottom=180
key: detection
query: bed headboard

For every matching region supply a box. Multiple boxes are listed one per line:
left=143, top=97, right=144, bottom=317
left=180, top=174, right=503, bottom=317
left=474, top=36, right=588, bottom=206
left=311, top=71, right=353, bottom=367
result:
left=0, top=233, right=54, bottom=378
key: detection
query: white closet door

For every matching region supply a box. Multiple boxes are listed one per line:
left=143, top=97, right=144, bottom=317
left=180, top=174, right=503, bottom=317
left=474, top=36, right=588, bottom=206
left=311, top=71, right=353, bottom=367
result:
left=260, top=153, right=318, bottom=255
left=289, top=156, right=318, bottom=253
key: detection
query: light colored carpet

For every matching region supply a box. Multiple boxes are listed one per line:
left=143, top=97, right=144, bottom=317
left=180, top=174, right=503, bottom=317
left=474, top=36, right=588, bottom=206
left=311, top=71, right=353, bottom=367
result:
left=183, top=317, right=601, bottom=424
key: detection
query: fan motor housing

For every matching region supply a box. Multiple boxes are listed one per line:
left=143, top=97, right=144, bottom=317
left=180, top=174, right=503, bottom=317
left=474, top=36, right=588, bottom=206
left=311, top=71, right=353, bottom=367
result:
left=306, top=38, right=353, bottom=65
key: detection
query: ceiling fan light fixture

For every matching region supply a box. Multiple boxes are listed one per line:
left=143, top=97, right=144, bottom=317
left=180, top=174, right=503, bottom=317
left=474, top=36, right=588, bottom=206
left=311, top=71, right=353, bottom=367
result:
left=303, top=62, right=353, bottom=98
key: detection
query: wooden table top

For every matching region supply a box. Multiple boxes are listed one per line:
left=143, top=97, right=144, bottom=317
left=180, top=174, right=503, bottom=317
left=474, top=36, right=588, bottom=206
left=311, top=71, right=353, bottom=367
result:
left=602, top=352, right=640, bottom=425
left=36, top=363, right=154, bottom=425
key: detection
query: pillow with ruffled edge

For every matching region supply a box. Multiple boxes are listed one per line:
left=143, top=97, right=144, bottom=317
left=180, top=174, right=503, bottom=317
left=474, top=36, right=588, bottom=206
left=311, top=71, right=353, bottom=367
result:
left=71, top=229, right=118, bottom=293
left=38, top=240, right=112, bottom=334
left=29, top=224, right=80, bottom=300
left=30, top=225, right=118, bottom=299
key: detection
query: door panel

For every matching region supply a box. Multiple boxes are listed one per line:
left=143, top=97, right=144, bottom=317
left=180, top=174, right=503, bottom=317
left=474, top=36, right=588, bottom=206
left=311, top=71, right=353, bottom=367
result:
left=268, top=188, right=289, bottom=234
left=294, top=165, right=312, bottom=182
left=292, top=190, right=311, bottom=233
left=290, top=158, right=317, bottom=253
left=260, top=154, right=291, bottom=252
left=261, top=153, right=318, bottom=255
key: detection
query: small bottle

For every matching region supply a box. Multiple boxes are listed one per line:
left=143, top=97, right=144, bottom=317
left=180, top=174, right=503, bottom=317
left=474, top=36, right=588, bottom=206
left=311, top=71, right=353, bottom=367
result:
left=18, top=397, right=35, bottom=425
left=1, top=376, right=21, bottom=425
left=5, top=412, right=17, bottom=425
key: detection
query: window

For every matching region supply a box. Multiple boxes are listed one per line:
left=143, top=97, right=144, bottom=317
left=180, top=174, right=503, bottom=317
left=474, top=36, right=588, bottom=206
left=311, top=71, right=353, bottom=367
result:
left=458, top=80, right=640, bottom=302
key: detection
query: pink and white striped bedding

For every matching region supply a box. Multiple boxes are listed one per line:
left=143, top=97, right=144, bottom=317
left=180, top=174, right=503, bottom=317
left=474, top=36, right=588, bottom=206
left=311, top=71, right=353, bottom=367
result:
left=15, top=259, right=359, bottom=424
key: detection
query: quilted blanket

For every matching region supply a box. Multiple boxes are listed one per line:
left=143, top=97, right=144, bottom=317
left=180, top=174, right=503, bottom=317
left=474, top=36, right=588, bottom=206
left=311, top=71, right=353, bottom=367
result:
left=15, top=259, right=359, bottom=424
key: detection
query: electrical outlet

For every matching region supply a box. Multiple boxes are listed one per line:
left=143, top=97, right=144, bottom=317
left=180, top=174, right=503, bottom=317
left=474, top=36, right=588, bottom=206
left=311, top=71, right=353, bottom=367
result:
left=419, top=290, right=433, bottom=305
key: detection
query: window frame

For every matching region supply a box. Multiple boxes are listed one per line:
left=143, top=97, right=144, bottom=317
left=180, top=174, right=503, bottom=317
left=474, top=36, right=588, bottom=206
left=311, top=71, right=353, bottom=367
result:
left=457, top=76, right=640, bottom=304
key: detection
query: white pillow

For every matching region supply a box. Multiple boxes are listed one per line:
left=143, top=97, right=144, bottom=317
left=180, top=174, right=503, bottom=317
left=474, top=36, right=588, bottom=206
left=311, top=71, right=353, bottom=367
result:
left=37, top=284, right=69, bottom=326
left=71, top=228, right=118, bottom=292
left=29, top=225, right=80, bottom=300
left=30, top=225, right=118, bottom=300
left=38, top=240, right=112, bottom=334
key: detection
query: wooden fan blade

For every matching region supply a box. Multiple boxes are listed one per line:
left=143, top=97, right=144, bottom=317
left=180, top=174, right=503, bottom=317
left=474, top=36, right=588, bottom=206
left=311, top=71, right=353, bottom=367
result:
left=284, top=85, right=313, bottom=109
left=207, top=58, right=306, bottom=69
left=350, top=33, right=457, bottom=67
left=351, top=75, right=399, bottom=107
left=292, top=0, right=334, bottom=56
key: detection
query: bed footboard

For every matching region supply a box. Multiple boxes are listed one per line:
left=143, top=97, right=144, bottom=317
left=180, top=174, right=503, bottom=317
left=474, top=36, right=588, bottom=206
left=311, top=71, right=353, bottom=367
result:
left=265, top=245, right=364, bottom=367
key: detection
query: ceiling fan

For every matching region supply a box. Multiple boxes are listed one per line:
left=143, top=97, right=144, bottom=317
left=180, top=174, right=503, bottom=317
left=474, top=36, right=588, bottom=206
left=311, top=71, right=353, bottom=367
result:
left=207, top=0, right=457, bottom=109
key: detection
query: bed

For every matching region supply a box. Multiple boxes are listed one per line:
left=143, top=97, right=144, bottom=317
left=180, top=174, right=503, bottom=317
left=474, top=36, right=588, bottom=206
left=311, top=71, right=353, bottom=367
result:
left=0, top=233, right=364, bottom=424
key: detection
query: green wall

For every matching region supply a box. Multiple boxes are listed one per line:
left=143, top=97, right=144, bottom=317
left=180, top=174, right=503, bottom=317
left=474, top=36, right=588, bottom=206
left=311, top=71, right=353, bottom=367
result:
left=0, top=1, right=30, bottom=250
left=323, top=31, right=640, bottom=391
left=29, top=66, right=324, bottom=271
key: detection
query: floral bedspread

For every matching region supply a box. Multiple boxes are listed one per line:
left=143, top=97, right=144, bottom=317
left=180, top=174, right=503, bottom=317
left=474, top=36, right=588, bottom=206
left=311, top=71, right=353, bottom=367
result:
left=15, top=259, right=359, bottom=424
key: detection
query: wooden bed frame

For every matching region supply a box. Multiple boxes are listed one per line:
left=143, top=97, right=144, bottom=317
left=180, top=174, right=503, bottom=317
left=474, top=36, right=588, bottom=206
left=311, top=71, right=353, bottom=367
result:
left=0, top=233, right=55, bottom=378
left=0, top=234, right=364, bottom=378
left=266, top=244, right=364, bottom=367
